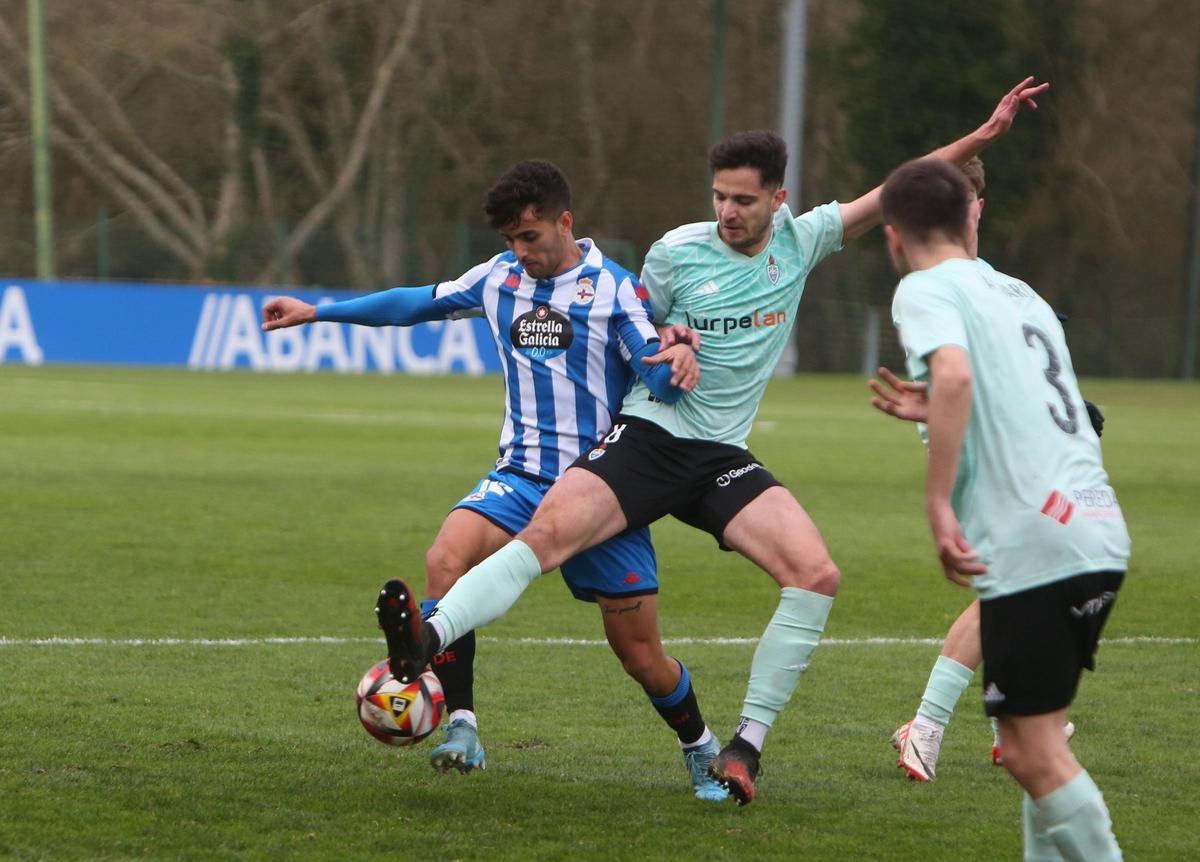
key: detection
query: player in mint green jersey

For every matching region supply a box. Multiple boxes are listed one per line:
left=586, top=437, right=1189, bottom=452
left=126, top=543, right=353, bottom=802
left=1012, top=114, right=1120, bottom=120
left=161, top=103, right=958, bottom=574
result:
left=876, top=158, right=1088, bottom=781
left=380, top=77, right=1049, bottom=806
left=883, top=157, right=1129, bottom=861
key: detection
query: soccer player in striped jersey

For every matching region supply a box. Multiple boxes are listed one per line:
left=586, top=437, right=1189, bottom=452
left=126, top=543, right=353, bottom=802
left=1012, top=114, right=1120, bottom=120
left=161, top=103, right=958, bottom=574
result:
left=378, top=79, right=1049, bottom=805
left=263, top=160, right=731, bottom=801
left=882, top=156, right=1127, bottom=861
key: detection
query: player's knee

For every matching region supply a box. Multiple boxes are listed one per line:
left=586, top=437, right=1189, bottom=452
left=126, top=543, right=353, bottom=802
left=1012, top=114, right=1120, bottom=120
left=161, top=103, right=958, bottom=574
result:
left=999, top=742, right=1032, bottom=782
left=518, top=517, right=574, bottom=571
left=618, top=650, right=671, bottom=689
left=424, top=543, right=465, bottom=595
left=808, top=560, right=841, bottom=595
left=778, top=558, right=840, bottom=595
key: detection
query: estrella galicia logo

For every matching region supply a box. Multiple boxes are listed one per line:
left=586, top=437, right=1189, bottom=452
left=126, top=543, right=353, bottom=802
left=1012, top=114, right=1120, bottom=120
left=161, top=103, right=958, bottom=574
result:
left=511, top=305, right=573, bottom=359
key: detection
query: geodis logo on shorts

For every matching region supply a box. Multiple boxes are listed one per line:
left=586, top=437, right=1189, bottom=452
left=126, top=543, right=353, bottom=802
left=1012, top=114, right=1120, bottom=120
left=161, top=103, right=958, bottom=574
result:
left=511, top=305, right=573, bottom=359
left=716, top=461, right=762, bottom=487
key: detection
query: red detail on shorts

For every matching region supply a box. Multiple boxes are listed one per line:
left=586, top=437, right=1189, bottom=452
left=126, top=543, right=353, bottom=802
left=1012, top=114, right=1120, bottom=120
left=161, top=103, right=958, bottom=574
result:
left=623, top=572, right=640, bottom=585
left=1040, top=490, right=1075, bottom=525
left=432, top=650, right=456, bottom=665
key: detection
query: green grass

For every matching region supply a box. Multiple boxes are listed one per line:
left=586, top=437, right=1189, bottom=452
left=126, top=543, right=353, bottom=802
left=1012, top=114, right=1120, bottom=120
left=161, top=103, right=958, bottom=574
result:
left=1, top=367, right=1196, bottom=861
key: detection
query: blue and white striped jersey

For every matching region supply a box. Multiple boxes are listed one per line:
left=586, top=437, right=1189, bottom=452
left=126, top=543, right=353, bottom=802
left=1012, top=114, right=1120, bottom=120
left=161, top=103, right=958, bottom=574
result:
left=432, top=239, right=659, bottom=482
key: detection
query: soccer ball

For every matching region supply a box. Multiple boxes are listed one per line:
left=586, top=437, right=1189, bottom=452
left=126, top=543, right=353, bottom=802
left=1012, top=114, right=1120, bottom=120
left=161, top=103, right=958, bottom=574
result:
left=355, top=660, right=445, bottom=746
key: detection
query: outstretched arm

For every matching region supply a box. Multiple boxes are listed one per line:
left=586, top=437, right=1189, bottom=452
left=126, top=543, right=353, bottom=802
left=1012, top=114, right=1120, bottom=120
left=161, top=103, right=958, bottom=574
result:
left=262, top=286, right=444, bottom=331
left=838, top=77, right=1050, bottom=243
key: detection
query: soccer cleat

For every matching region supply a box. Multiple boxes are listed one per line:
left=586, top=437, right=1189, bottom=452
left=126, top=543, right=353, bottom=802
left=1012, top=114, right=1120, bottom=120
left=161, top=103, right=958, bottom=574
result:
left=707, top=737, right=760, bottom=806
left=374, top=578, right=428, bottom=684
left=682, top=737, right=730, bottom=802
left=897, top=720, right=943, bottom=782
left=889, top=720, right=911, bottom=752
left=992, top=719, right=1075, bottom=766
left=430, top=718, right=486, bottom=774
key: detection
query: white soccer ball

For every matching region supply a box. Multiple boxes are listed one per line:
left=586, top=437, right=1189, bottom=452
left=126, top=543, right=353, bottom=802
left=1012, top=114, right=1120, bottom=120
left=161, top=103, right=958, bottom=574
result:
left=355, top=660, right=445, bottom=746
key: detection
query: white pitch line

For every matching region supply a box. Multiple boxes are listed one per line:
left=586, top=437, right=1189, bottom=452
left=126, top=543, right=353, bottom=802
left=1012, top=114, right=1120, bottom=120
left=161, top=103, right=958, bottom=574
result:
left=0, top=635, right=1194, bottom=647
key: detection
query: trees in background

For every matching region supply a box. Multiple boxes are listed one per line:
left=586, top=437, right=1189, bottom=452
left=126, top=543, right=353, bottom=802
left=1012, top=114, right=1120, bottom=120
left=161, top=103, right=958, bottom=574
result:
left=0, top=0, right=1195, bottom=374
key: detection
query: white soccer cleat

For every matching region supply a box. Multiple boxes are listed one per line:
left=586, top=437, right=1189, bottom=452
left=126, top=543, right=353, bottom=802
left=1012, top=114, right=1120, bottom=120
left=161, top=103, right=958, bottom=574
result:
left=992, top=719, right=1076, bottom=766
left=896, top=720, right=943, bottom=782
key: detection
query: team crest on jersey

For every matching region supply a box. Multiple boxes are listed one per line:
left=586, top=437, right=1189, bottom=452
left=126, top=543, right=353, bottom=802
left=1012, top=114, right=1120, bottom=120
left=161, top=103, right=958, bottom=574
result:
left=572, top=277, right=595, bottom=305
left=634, top=282, right=650, bottom=301
left=511, top=305, right=573, bottom=359
left=766, top=255, right=780, bottom=285
left=503, top=271, right=521, bottom=290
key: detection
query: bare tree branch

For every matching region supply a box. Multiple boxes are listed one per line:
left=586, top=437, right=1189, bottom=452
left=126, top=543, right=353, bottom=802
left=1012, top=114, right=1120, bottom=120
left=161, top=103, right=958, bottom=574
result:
left=257, top=0, right=424, bottom=284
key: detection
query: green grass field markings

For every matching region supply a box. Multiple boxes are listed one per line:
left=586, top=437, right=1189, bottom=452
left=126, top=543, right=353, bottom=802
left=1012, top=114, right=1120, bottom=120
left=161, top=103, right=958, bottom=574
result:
left=1, top=635, right=1194, bottom=647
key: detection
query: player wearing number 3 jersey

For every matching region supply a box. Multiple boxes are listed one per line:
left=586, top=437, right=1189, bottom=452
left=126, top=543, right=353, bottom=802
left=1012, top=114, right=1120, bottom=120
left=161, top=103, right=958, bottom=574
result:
left=884, top=157, right=1130, bottom=861
left=891, top=248, right=1129, bottom=602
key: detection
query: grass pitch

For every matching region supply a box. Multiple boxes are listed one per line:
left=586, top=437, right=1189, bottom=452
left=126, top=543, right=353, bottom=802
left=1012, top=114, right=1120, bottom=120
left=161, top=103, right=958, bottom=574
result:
left=1, top=367, right=1196, bottom=860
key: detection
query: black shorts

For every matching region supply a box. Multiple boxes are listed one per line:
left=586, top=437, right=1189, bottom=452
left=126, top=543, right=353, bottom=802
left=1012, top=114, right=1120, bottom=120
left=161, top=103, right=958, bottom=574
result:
left=980, top=570, right=1124, bottom=717
left=571, top=414, right=782, bottom=547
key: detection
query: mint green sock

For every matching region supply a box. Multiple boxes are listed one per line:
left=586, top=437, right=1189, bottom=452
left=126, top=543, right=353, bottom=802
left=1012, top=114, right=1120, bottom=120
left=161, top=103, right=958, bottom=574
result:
left=1036, top=770, right=1122, bottom=862
left=916, top=656, right=975, bottom=727
left=1023, top=793, right=1065, bottom=861
left=740, top=588, right=834, bottom=727
left=433, top=540, right=542, bottom=646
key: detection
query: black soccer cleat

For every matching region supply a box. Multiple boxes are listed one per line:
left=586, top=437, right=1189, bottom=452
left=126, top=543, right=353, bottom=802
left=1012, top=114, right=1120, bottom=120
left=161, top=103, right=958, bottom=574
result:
left=374, top=578, right=429, bottom=684
left=707, top=736, right=761, bottom=806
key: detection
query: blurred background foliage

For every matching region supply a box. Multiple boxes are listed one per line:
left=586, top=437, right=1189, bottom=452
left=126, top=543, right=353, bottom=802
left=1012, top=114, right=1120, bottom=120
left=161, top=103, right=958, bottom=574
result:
left=0, top=0, right=1197, bottom=376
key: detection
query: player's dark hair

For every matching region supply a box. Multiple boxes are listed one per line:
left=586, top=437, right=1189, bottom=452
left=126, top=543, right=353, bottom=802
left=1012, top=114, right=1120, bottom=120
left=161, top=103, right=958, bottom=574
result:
left=960, top=156, right=986, bottom=196
left=881, top=158, right=971, bottom=244
left=484, top=160, right=572, bottom=229
left=709, top=130, right=787, bottom=189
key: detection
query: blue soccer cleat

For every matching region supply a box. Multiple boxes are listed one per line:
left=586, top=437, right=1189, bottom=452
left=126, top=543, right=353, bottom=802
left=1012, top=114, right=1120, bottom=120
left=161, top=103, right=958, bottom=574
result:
left=430, top=718, right=487, bottom=774
left=684, top=737, right=730, bottom=802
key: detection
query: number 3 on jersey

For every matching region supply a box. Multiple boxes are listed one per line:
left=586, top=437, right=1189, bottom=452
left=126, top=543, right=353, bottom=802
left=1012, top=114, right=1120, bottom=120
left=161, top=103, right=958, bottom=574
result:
left=1023, top=323, right=1078, bottom=434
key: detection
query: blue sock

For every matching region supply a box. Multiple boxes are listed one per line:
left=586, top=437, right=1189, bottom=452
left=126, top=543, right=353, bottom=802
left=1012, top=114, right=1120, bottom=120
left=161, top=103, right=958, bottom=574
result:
left=645, top=659, right=706, bottom=745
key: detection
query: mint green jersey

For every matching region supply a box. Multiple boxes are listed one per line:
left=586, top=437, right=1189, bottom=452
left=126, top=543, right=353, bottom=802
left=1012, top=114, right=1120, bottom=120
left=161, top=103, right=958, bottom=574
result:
left=892, top=258, right=1131, bottom=600
left=623, top=202, right=843, bottom=447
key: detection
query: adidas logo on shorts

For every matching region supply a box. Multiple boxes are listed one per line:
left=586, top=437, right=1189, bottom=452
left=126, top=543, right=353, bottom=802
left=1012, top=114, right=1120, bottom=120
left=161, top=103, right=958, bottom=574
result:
left=983, top=682, right=1006, bottom=705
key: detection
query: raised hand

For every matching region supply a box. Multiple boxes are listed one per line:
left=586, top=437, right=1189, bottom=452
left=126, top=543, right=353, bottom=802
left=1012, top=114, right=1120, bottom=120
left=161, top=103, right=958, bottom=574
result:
left=979, top=76, right=1050, bottom=141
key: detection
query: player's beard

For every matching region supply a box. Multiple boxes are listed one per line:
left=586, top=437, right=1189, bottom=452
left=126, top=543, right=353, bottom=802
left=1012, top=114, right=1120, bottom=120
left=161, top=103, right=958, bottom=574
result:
left=525, top=236, right=574, bottom=279
left=721, top=219, right=770, bottom=254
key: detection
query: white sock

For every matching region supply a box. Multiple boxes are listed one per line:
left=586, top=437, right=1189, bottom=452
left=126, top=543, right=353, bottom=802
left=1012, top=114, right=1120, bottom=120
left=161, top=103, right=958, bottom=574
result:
left=448, top=709, right=477, bottom=729
left=735, top=717, right=769, bottom=752
left=427, top=616, right=448, bottom=652
left=680, top=726, right=714, bottom=751
left=912, top=714, right=946, bottom=736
